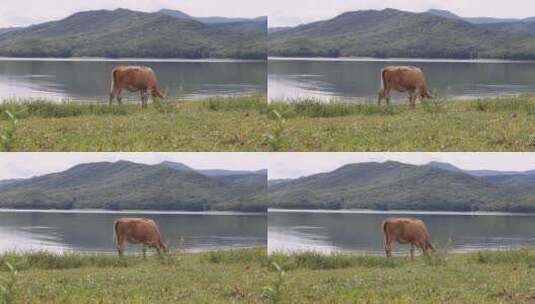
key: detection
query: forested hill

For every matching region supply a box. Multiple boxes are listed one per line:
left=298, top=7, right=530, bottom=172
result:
left=269, top=161, right=535, bottom=212
left=268, top=8, right=535, bottom=59
left=0, top=161, right=268, bottom=212
left=0, top=9, right=266, bottom=59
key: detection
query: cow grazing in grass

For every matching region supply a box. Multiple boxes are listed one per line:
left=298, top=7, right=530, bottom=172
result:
left=113, top=217, right=167, bottom=257
left=378, top=66, right=432, bottom=108
left=109, top=66, right=165, bottom=108
left=382, top=217, right=434, bottom=260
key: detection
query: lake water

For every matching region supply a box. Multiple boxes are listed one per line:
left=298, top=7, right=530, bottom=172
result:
left=0, top=58, right=267, bottom=102
left=268, top=209, right=535, bottom=255
left=268, top=57, right=535, bottom=102
left=0, top=209, right=266, bottom=254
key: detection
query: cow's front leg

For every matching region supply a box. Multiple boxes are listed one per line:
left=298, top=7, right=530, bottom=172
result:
left=408, top=92, right=416, bottom=109
left=410, top=243, right=415, bottom=261
left=140, top=90, right=149, bottom=109
left=142, top=244, right=147, bottom=259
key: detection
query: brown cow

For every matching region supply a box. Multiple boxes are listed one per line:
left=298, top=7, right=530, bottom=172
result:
left=109, top=65, right=165, bottom=108
left=378, top=66, right=432, bottom=108
left=113, top=217, right=167, bottom=257
left=382, top=217, right=434, bottom=260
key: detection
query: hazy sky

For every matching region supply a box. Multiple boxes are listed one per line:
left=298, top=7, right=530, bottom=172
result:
left=268, top=153, right=535, bottom=180
left=2, top=0, right=535, bottom=28
left=0, top=0, right=267, bottom=27
left=268, top=0, right=535, bottom=26
left=0, top=153, right=268, bottom=180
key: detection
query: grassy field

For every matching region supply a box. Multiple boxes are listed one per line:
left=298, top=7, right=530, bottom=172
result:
left=1, top=95, right=534, bottom=152
left=268, top=95, right=535, bottom=151
left=2, top=248, right=535, bottom=303
left=0, top=95, right=268, bottom=152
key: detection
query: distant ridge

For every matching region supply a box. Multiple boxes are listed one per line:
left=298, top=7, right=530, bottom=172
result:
left=158, top=9, right=266, bottom=25
left=269, top=161, right=535, bottom=212
left=160, top=161, right=266, bottom=177
left=0, top=8, right=266, bottom=59
left=269, top=8, right=535, bottom=59
left=426, top=9, right=535, bottom=36
left=426, top=9, right=522, bottom=24
left=0, top=27, right=21, bottom=36
left=0, top=161, right=267, bottom=212
left=428, top=161, right=535, bottom=176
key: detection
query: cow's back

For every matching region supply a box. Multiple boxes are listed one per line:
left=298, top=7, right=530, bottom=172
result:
left=112, top=66, right=158, bottom=90
left=382, top=66, right=426, bottom=90
left=383, top=217, right=429, bottom=243
left=115, top=218, right=162, bottom=244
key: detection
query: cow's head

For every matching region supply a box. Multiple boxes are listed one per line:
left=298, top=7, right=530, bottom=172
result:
left=159, top=241, right=168, bottom=253
left=152, top=89, right=165, bottom=99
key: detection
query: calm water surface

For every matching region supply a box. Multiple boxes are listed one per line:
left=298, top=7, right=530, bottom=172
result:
left=0, top=58, right=267, bottom=101
left=0, top=209, right=266, bottom=254
left=269, top=57, right=535, bottom=102
left=268, top=209, right=535, bottom=254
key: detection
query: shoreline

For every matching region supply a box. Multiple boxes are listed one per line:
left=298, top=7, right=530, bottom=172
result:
left=0, top=57, right=267, bottom=63
left=267, top=208, right=535, bottom=216
left=0, top=208, right=266, bottom=215
left=268, top=56, right=535, bottom=63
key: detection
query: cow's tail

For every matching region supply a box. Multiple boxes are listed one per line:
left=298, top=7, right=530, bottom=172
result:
left=380, top=68, right=387, bottom=91
left=113, top=220, right=119, bottom=245
left=382, top=220, right=389, bottom=241
left=110, top=68, right=118, bottom=94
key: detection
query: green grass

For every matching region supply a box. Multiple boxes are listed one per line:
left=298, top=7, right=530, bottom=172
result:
left=2, top=95, right=534, bottom=152
left=268, top=95, right=535, bottom=151
left=265, top=249, right=535, bottom=303
left=0, top=95, right=268, bottom=151
left=5, top=248, right=535, bottom=303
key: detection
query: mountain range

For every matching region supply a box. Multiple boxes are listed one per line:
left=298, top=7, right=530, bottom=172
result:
left=158, top=9, right=266, bottom=25
left=0, top=27, right=20, bottom=36
left=269, top=161, right=535, bottom=212
left=0, top=8, right=266, bottom=59
left=0, top=161, right=268, bottom=212
left=269, top=8, right=535, bottom=59
left=426, top=9, right=535, bottom=36
left=425, top=9, right=535, bottom=24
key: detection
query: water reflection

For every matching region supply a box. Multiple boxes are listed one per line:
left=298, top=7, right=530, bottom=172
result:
left=0, top=59, right=267, bottom=101
left=268, top=210, right=535, bottom=254
left=0, top=210, right=267, bottom=253
left=269, top=58, right=535, bottom=101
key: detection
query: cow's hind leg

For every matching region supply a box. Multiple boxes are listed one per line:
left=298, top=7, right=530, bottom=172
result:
left=385, top=89, right=391, bottom=106
left=109, top=88, right=121, bottom=105
left=384, top=237, right=394, bottom=258
left=109, top=91, right=115, bottom=105
left=116, top=89, right=123, bottom=105
left=116, top=236, right=125, bottom=257
left=378, top=89, right=384, bottom=105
